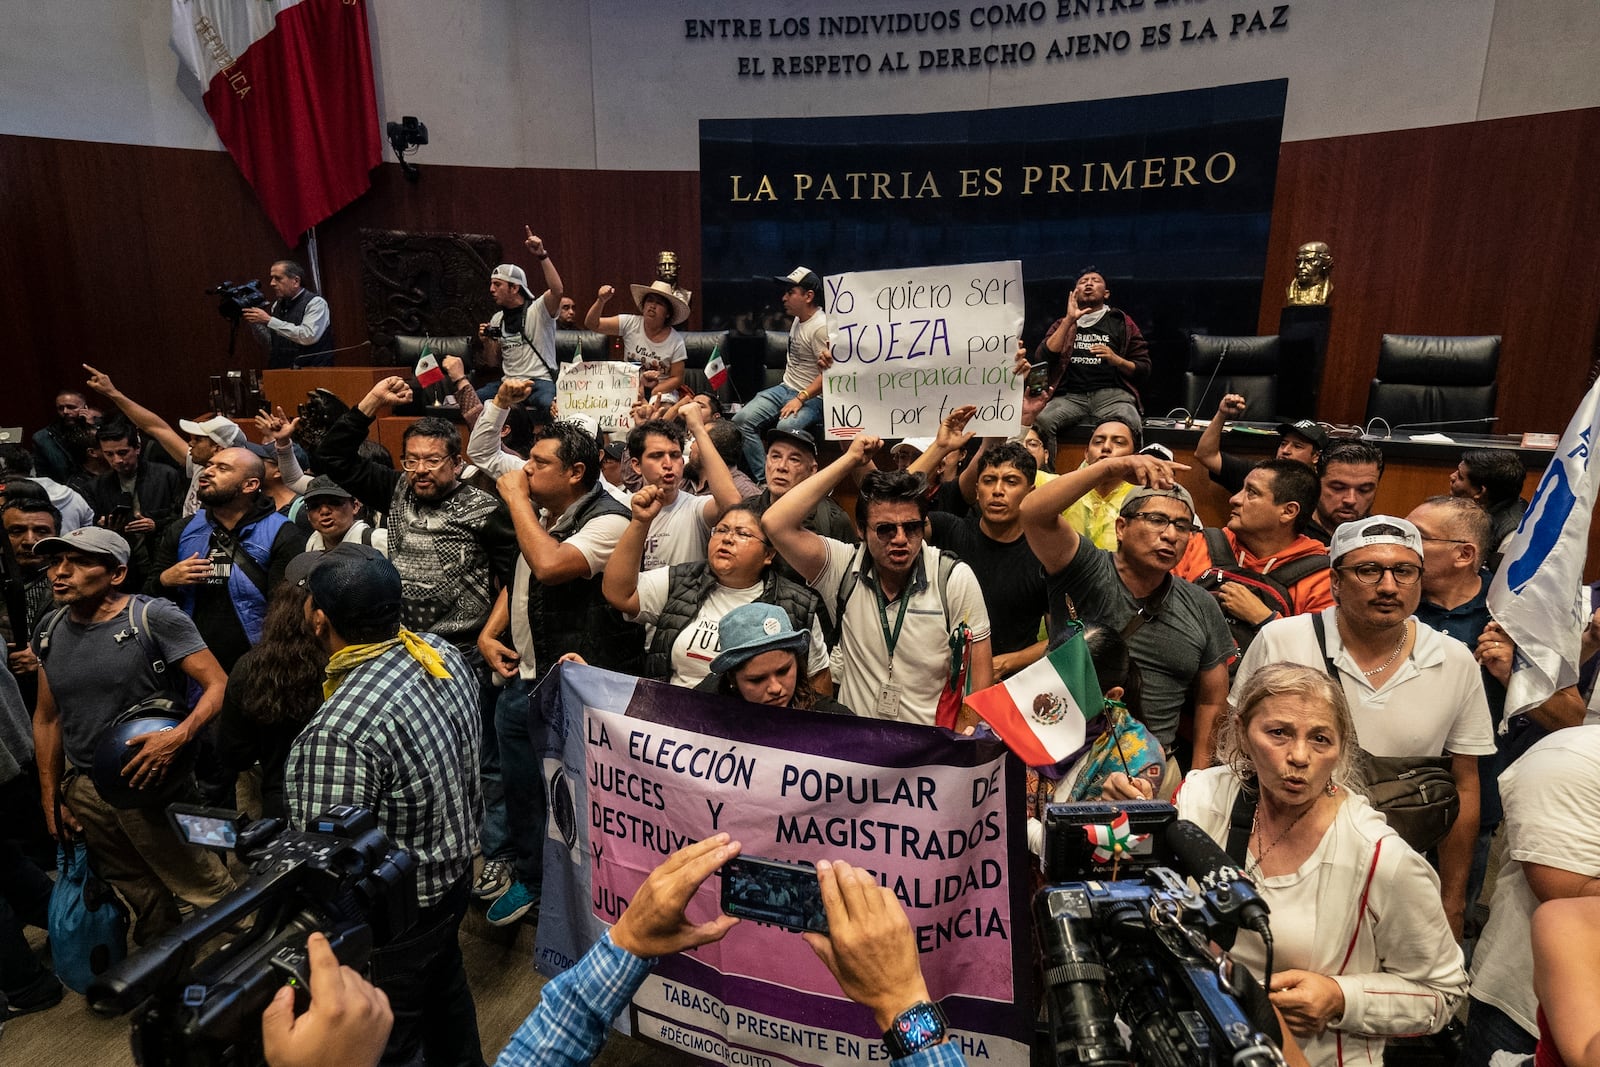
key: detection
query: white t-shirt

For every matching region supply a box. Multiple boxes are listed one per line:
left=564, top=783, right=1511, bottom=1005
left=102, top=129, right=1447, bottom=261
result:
left=306, top=520, right=388, bottom=556
left=616, top=315, right=687, bottom=384
left=811, top=539, right=990, bottom=727
left=631, top=571, right=828, bottom=687
left=507, top=501, right=628, bottom=679
left=1230, top=608, right=1495, bottom=758
left=641, top=488, right=712, bottom=571
left=782, top=309, right=830, bottom=393
left=1471, top=725, right=1600, bottom=1035
left=491, top=296, right=559, bottom=381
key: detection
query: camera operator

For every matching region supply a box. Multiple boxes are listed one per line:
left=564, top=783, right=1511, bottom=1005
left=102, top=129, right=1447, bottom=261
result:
left=261, top=836, right=967, bottom=1067
left=1124, top=662, right=1466, bottom=1067
left=241, top=260, right=333, bottom=369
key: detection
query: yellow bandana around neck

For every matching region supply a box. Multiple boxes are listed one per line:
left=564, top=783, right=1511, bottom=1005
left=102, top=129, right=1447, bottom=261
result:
left=323, top=628, right=452, bottom=698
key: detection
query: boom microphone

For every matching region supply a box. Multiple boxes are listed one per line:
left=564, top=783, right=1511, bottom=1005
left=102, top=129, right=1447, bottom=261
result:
left=1183, top=342, right=1228, bottom=429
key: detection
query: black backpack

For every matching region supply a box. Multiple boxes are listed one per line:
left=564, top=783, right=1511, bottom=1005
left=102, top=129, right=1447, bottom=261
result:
left=1190, top=527, right=1328, bottom=661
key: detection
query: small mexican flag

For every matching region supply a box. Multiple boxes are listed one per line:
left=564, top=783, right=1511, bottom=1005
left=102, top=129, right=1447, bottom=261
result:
left=703, top=346, right=729, bottom=390
left=965, top=627, right=1102, bottom=767
left=415, top=351, right=445, bottom=389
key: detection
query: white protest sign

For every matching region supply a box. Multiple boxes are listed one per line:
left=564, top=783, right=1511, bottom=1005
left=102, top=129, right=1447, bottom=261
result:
left=822, top=261, right=1025, bottom=440
left=557, top=360, right=638, bottom=431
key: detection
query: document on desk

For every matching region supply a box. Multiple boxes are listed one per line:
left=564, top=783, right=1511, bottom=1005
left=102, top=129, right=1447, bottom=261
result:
left=1409, top=432, right=1457, bottom=443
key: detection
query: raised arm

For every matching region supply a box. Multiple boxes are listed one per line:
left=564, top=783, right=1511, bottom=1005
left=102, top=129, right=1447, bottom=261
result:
left=683, top=404, right=742, bottom=521
left=314, top=378, right=409, bottom=512
left=907, top=405, right=976, bottom=482
left=602, top=486, right=666, bottom=616
left=764, top=436, right=881, bottom=585
left=1020, top=454, right=1185, bottom=575
left=1193, top=394, right=1247, bottom=477
left=524, top=228, right=564, bottom=316
left=585, top=285, right=622, bottom=338
left=256, top=407, right=314, bottom=494
left=468, top=381, right=532, bottom=477
left=83, top=363, right=188, bottom=466
left=495, top=468, right=592, bottom=585
left=1041, top=288, right=1084, bottom=356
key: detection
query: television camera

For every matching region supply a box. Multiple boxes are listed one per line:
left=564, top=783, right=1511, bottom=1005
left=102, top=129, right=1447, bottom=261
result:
left=87, top=804, right=417, bottom=1067
left=1036, top=801, right=1287, bottom=1067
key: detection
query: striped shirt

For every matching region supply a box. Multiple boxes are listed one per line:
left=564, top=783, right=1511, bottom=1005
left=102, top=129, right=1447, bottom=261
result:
left=285, top=633, right=482, bottom=907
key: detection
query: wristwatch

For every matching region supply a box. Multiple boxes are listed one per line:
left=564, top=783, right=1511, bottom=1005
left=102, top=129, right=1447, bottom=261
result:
left=882, top=1000, right=948, bottom=1058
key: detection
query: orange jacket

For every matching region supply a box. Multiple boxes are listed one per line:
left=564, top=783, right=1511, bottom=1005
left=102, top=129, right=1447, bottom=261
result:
left=1176, top=527, right=1334, bottom=617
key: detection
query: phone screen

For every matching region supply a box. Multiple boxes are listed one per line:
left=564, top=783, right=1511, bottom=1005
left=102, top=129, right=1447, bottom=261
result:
left=169, top=808, right=242, bottom=849
left=720, top=856, right=828, bottom=934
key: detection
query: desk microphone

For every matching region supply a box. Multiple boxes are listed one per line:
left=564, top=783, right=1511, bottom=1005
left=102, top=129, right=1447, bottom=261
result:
left=1184, top=342, right=1228, bottom=429
left=1389, top=416, right=1499, bottom=431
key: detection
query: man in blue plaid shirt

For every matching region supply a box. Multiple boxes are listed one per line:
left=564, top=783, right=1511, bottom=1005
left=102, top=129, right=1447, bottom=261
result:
left=284, top=544, right=485, bottom=1067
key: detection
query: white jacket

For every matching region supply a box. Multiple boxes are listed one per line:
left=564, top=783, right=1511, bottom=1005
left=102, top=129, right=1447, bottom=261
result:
left=1177, top=768, right=1467, bottom=1067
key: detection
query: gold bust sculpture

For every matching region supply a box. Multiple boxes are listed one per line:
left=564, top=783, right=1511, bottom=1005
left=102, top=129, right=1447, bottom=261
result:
left=656, top=250, right=679, bottom=286
left=1286, top=241, right=1332, bottom=306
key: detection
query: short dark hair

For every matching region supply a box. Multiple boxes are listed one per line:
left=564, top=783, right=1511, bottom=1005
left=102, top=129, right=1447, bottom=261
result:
left=1075, top=265, right=1104, bottom=284
left=0, top=444, right=34, bottom=478
left=502, top=404, right=537, bottom=459
left=96, top=419, right=140, bottom=448
left=274, top=259, right=308, bottom=286
left=540, top=421, right=600, bottom=490
left=626, top=418, right=685, bottom=458
left=1418, top=493, right=1492, bottom=558
left=1090, top=417, right=1142, bottom=451
left=1319, top=440, right=1385, bottom=479
left=705, top=419, right=747, bottom=475
left=1256, top=459, right=1320, bottom=534
left=401, top=417, right=460, bottom=458
left=855, top=470, right=929, bottom=529
left=1459, top=449, right=1525, bottom=505
left=1, top=496, right=61, bottom=534
left=974, top=441, right=1038, bottom=482
left=358, top=439, right=396, bottom=469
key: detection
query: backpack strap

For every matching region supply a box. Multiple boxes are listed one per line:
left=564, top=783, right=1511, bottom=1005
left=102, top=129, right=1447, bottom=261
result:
left=821, top=544, right=866, bottom=648
left=1310, top=612, right=1341, bottom=680
left=126, top=595, right=169, bottom=681
left=34, top=605, right=71, bottom=662
left=1224, top=778, right=1258, bottom=866
left=359, top=524, right=376, bottom=547
left=1262, top=553, right=1330, bottom=596
left=1203, top=526, right=1234, bottom=569
left=934, top=549, right=959, bottom=631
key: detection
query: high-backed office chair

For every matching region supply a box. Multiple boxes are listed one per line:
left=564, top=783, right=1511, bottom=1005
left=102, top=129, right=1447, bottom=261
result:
left=1185, top=335, right=1280, bottom=420
left=1365, top=334, right=1500, bottom=429
left=554, top=329, right=610, bottom=363
left=678, top=330, right=731, bottom=399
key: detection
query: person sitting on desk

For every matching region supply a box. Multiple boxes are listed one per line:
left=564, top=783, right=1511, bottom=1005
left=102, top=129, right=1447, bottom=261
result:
left=1030, top=267, right=1151, bottom=455
left=1193, top=394, right=1328, bottom=494
left=242, top=260, right=333, bottom=369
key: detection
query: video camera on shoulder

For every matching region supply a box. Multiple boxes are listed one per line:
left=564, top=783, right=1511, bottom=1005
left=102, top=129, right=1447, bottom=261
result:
left=87, top=804, right=417, bottom=1067
left=1034, top=801, right=1287, bottom=1067
left=206, top=280, right=268, bottom=322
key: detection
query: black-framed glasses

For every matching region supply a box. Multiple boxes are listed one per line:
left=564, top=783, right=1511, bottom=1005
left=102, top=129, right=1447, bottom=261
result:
left=871, top=520, right=925, bottom=542
left=711, top=525, right=768, bottom=546
left=1127, top=511, right=1199, bottom=535
left=1337, top=562, right=1423, bottom=586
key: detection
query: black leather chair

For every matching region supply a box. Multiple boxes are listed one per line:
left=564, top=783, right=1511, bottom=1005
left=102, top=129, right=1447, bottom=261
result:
left=1365, top=334, right=1501, bottom=429
left=393, top=334, right=474, bottom=365
left=1185, top=335, right=1280, bottom=420
left=554, top=329, right=609, bottom=363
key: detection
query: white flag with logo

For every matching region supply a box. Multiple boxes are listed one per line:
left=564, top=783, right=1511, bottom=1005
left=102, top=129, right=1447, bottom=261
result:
left=1488, top=379, right=1600, bottom=716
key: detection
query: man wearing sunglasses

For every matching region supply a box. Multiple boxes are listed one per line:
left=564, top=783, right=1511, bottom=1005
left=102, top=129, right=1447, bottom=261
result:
left=1020, top=452, right=1234, bottom=773
left=1230, top=515, right=1496, bottom=939
left=763, top=435, right=991, bottom=726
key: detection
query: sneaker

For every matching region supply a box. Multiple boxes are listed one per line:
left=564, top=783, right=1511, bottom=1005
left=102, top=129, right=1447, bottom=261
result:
left=485, top=880, right=541, bottom=926
left=2, top=972, right=63, bottom=1020
left=472, top=858, right=513, bottom=902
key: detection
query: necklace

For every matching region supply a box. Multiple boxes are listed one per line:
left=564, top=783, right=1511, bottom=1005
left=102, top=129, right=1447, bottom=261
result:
left=1358, top=620, right=1409, bottom=677
left=1246, top=802, right=1313, bottom=881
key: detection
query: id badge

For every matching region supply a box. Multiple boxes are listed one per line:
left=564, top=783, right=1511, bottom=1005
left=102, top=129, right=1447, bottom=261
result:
left=875, top=684, right=902, bottom=719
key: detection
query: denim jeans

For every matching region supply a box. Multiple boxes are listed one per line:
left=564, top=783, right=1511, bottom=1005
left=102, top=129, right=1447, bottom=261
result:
left=369, top=875, right=483, bottom=1067
left=732, top=383, right=824, bottom=483
left=475, top=376, right=556, bottom=416
left=1034, top=388, right=1142, bottom=455
left=494, top=678, right=546, bottom=887
left=1460, top=998, right=1536, bottom=1067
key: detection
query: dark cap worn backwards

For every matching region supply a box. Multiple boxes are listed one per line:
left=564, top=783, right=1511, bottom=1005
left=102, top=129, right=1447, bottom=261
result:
left=305, top=543, right=402, bottom=640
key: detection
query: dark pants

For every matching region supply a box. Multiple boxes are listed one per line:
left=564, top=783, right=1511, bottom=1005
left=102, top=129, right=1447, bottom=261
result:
left=370, top=874, right=483, bottom=1067
left=1460, top=998, right=1536, bottom=1067
left=494, top=677, right=546, bottom=887
left=0, top=835, right=54, bottom=995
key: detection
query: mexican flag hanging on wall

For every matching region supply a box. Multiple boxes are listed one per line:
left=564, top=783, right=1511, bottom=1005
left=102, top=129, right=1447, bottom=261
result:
left=170, top=0, right=381, bottom=244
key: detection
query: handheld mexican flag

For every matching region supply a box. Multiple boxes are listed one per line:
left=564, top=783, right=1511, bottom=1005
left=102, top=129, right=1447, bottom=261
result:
left=965, top=626, right=1102, bottom=767
left=1085, top=811, right=1149, bottom=866
left=703, top=346, right=729, bottom=390
left=415, top=351, right=445, bottom=389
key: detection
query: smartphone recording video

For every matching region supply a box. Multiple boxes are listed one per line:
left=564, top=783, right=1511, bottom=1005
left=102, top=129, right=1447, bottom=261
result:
left=720, top=856, right=828, bottom=934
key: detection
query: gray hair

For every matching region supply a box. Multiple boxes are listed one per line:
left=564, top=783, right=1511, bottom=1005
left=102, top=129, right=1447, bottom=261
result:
left=1217, top=662, right=1365, bottom=795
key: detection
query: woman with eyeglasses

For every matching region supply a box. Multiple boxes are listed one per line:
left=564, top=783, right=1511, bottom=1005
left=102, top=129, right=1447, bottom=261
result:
left=602, top=499, right=828, bottom=688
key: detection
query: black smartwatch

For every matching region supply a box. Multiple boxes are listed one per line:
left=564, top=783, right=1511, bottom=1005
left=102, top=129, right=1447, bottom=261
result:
left=882, top=1000, right=949, bottom=1058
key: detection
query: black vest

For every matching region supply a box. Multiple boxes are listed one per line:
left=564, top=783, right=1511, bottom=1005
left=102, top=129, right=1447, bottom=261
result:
left=267, top=288, right=334, bottom=368
left=644, top=564, right=819, bottom=682
left=527, top=484, right=644, bottom=673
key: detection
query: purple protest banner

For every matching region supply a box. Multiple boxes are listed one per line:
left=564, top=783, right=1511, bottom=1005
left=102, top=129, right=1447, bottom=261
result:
left=531, top=662, right=1033, bottom=1065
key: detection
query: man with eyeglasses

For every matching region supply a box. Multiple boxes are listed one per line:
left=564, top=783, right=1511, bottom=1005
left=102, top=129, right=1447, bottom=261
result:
left=763, top=436, right=991, bottom=726
left=1231, top=516, right=1495, bottom=938
left=1020, top=453, right=1234, bottom=772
